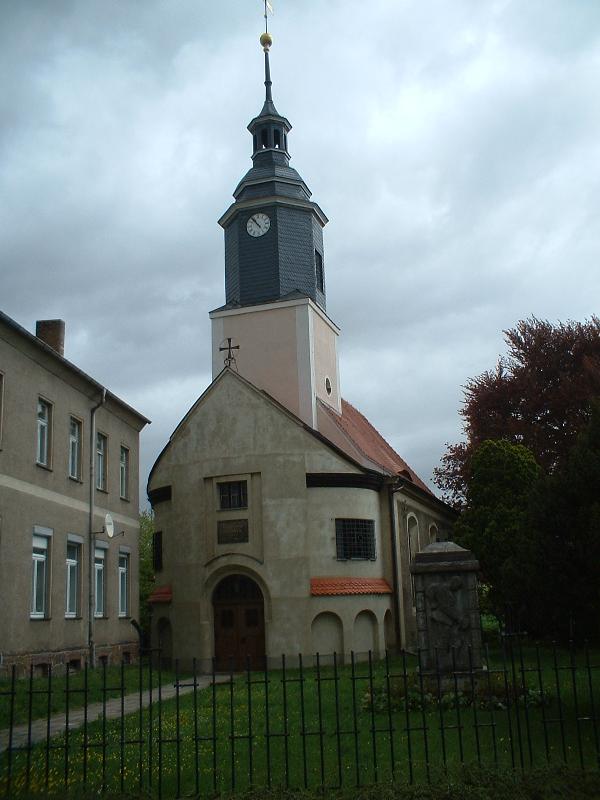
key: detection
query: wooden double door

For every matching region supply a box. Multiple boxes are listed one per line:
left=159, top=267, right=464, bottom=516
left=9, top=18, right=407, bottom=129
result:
left=213, top=575, right=265, bottom=672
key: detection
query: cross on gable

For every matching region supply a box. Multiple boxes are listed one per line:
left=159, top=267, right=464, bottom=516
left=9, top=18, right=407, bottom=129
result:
left=219, top=337, right=240, bottom=369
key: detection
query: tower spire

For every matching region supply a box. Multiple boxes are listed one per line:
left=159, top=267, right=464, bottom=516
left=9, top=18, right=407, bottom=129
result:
left=263, top=38, right=273, bottom=104
left=259, top=27, right=276, bottom=114
left=217, top=0, right=329, bottom=314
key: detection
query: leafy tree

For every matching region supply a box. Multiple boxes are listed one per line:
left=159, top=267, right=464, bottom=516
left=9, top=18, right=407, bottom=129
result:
left=525, top=402, right=600, bottom=640
left=452, top=439, right=541, bottom=619
left=453, top=407, right=600, bottom=640
left=435, top=317, right=600, bottom=506
left=138, top=510, right=155, bottom=645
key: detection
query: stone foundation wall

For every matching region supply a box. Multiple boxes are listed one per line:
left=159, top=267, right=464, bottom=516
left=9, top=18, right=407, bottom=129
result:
left=0, top=641, right=139, bottom=679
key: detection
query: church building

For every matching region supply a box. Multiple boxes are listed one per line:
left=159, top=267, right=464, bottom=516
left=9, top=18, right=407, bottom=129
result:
left=147, top=30, right=453, bottom=670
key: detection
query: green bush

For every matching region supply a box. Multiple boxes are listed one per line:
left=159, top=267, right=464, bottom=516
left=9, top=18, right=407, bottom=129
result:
left=362, top=671, right=553, bottom=714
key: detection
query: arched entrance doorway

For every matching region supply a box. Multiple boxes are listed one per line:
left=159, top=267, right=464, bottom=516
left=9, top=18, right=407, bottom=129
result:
left=213, top=574, right=265, bottom=671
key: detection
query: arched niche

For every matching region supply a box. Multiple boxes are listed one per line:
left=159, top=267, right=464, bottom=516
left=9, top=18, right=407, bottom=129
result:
left=353, top=609, right=378, bottom=660
left=311, top=612, right=343, bottom=663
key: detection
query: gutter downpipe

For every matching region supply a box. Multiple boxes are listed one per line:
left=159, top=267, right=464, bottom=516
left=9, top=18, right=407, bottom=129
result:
left=387, top=479, right=403, bottom=651
left=88, top=388, right=106, bottom=668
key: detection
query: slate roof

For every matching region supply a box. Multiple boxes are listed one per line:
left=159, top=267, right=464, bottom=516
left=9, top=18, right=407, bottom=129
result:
left=310, top=578, right=393, bottom=596
left=317, top=398, right=433, bottom=496
left=147, top=585, right=173, bottom=604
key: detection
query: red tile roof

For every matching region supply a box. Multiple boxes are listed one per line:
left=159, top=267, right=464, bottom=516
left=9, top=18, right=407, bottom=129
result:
left=318, top=399, right=433, bottom=495
left=310, top=577, right=393, bottom=596
left=147, top=584, right=173, bottom=604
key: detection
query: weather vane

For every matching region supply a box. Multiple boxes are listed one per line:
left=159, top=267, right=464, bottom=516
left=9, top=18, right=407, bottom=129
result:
left=262, top=0, right=273, bottom=34
left=219, top=337, right=240, bottom=370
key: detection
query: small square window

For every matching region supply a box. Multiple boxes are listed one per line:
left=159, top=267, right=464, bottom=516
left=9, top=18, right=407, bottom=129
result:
left=335, top=519, right=376, bottom=561
left=219, top=480, right=248, bottom=510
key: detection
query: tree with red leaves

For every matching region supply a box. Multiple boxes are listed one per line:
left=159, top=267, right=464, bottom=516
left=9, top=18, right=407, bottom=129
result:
left=435, top=316, right=600, bottom=506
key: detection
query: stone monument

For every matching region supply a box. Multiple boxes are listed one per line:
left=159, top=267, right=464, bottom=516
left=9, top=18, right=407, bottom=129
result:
left=410, top=541, right=482, bottom=677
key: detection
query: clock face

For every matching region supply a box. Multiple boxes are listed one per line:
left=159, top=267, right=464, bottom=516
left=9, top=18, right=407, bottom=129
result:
left=246, top=212, right=271, bottom=238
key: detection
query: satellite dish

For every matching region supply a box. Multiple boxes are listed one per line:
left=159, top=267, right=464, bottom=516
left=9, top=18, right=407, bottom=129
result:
left=104, top=513, right=115, bottom=539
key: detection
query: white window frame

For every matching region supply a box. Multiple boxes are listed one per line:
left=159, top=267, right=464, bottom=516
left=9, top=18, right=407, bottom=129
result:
left=31, top=530, right=52, bottom=618
left=96, top=432, right=107, bottom=491
left=65, top=542, right=80, bottom=618
left=37, top=398, right=52, bottom=467
left=69, top=417, right=83, bottom=480
left=119, top=445, right=130, bottom=500
left=118, top=552, right=129, bottom=617
left=94, top=547, right=106, bottom=617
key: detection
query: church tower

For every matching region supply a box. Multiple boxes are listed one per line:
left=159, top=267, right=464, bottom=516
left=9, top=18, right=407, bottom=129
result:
left=211, top=31, right=341, bottom=427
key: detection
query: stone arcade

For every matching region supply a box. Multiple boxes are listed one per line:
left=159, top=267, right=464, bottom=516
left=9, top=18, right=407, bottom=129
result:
left=147, top=30, right=454, bottom=670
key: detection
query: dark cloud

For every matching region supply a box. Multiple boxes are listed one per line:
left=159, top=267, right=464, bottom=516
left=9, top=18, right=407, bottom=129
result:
left=2, top=0, right=599, bottom=499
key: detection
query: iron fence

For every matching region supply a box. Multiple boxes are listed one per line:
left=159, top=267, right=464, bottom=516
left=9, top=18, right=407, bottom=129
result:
left=0, top=635, right=599, bottom=797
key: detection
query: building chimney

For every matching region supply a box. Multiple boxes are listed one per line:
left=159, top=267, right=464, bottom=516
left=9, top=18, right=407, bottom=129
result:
left=36, top=319, right=65, bottom=357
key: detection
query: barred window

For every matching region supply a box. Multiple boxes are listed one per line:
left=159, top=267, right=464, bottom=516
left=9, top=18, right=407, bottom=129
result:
left=219, top=480, right=248, bottom=510
left=335, top=518, right=376, bottom=561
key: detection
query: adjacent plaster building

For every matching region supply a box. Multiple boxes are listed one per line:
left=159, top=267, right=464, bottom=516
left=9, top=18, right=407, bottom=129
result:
left=0, top=311, right=149, bottom=675
left=147, top=33, right=454, bottom=670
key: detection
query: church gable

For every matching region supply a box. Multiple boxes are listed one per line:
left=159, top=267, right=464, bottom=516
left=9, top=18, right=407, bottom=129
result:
left=148, top=369, right=363, bottom=495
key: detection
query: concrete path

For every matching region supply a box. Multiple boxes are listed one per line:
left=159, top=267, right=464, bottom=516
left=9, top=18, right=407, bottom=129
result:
left=0, top=675, right=230, bottom=754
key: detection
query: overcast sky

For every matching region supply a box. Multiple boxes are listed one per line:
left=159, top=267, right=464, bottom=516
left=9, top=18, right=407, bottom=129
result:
left=2, top=0, right=599, bottom=503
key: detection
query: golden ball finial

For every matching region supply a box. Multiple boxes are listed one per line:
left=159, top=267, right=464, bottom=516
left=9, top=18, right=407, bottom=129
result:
left=260, top=31, right=273, bottom=51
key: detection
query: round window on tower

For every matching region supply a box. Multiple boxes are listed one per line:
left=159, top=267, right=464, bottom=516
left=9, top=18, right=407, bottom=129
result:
left=325, top=377, right=332, bottom=396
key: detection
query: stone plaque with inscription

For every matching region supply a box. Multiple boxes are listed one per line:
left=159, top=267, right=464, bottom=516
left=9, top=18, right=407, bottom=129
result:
left=217, top=519, right=249, bottom=544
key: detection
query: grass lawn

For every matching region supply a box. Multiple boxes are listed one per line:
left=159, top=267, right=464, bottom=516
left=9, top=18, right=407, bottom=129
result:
left=1, top=642, right=599, bottom=798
